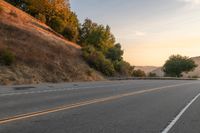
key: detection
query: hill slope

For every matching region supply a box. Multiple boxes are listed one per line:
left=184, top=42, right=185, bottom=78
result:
left=151, top=56, right=200, bottom=77
left=134, top=66, right=158, bottom=74
left=0, top=1, right=103, bottom=85
left=182, top=56, right=200, bottom=78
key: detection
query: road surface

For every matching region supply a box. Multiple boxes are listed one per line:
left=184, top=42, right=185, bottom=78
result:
left=0, top=80, right=200, bottom=133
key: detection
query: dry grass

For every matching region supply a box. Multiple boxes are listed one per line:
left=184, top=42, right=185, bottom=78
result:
left=0, top=1, right=103, bottom=85
left=0, top=5, right=3, bottom=13
left=9, top=11, right=17, bottom=17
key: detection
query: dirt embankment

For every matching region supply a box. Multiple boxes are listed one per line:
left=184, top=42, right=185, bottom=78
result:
left=0, top=1, right=103, bottom=85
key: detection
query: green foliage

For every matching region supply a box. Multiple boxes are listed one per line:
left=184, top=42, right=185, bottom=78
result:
left=35, top=13, right=46, bottom=23
left=113, top=61, right=134, bottom=76
left=0, top=49, right=15, bottom=66
left=6, top=0, right=24, bottom=7
left=7, top=0, right=79, bottom=42
left=82, top=46, right=115, bottom=76
left=79, top=19, right=115, bottom=52
left=62, top=12, right=80, bottom=42
left=80, top=19, right=135, bottom=76
left=106, top=43, right=123, bottom=61
left=132, top=69, right=146, bottom=77
left=49, top=16, right=65, bottom=33
left=6, top=0, right=135, bottom=76
left=163, top=55, right=197, bottom=77
left=191, top=75, right=199, bottom=78
left=148, top=72, right=157, bottom=77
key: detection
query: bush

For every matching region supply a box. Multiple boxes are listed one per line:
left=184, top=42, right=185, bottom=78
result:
left=86, top=69, right=93, bottom=76
left=114, top=61, right=134, bottom=76
left=82, top=46, right=115, bottom=76
left=62, top=26, right=78, bottom=42
left=192, top=75, right=199, bottom=78
left=148, top=72, right=157, bottom=77
left=0, top=49, right=15, bottom=66
left=35, top=13, right=46, bottom=23
left=132, top=69, right=146, bottom=77
left=49, top=17, right=66, bottom=33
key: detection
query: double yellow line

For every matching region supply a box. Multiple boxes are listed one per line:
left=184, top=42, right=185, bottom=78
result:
left=0, top=82, right=195, bottom=125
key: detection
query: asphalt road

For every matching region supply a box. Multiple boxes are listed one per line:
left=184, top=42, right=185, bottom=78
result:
left=0, top=80, right=200, bottom=133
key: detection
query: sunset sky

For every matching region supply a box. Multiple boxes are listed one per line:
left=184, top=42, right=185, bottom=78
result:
left=70, top=0, right=200, bottom=66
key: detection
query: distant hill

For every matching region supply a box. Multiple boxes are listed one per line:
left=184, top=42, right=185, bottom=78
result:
left=135, top=66, right=158, bottom=74
left=151, top=56, right=200, bottom=77
left=151, top=67, right=164, bottom=77
left=0, top=1, right=103, bottom=85
left=182, top=56, right=200, bottom=78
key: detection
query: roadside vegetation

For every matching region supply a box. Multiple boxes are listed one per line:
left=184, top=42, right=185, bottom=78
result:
left=148, top=72, right=157, bottom=77
left=6, top=0, right=135, bottom=77
left=132, top=69, right=146, bottom=77
left=0, top=49, right=15, bottom=66
left=6, top=0, right=79, bottom=42
left=163, top=55, right=197, bottom=77
left=80, top=19, right=134, bottom=76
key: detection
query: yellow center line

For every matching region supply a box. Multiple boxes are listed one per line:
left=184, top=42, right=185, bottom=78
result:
left=0, top=82, right=196, bottom=125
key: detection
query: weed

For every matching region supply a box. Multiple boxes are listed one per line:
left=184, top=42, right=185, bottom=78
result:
left=0, top=49, right=15, bottom=66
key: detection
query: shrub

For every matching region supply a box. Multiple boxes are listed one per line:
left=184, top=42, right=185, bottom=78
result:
left=82, top=46, right=115, bottom=76
left=49, top=17, right=66, bottom=33
left=9, top=11, right=18, bottom=17
left=132, top=69, right=146, bottom=77
left=148, top=72, right=157, bottom=77
left=114, top=61, right=134, bottom=76
left=86, top=69, right=93, bottom=76
left=0, top=49, right=15, bottom=66
left=192, top=75, right=199, bottom=78
left=62, top=26, right=76, bottom=42
left=35, top=13, right=46, bottom=23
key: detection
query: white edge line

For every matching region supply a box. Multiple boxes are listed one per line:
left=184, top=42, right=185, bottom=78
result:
left=161, top=92, right=200, bottom=133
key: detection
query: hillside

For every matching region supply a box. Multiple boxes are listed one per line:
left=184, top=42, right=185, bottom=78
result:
left=0, top=1, right=103, bottom=85
left=151, top=56, right=200, bottom=77
left=182, top=56, right=200, bottom=78
left=134, top=66, right=158, bottom=74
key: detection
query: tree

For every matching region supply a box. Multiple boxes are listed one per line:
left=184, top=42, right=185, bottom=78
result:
left=114, top=61, right=134, bottom=76
left=132, top=69, right=146, bottom=77
left=163, top=55, right=197, bottom=77
left=148, top=72, right=157, bottom=77
left=82, top=46, right=115, bottom=76
left=79, top=19, right=115, bottom=53
left=106, top=43, right=124, bottom=61
left=49, top=16, right=66, bottom=33
left=7, top=0, right=80, bottom=42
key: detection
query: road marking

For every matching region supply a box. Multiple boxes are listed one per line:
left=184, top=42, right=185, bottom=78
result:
left=0, top=83, right=195, bottom=125
left=0, top=82, right=197, bottom=97
left=161, top=92, right=200, bottom=133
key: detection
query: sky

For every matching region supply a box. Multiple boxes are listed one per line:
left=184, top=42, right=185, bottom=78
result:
left=70, top=0, right=200, bottom=66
